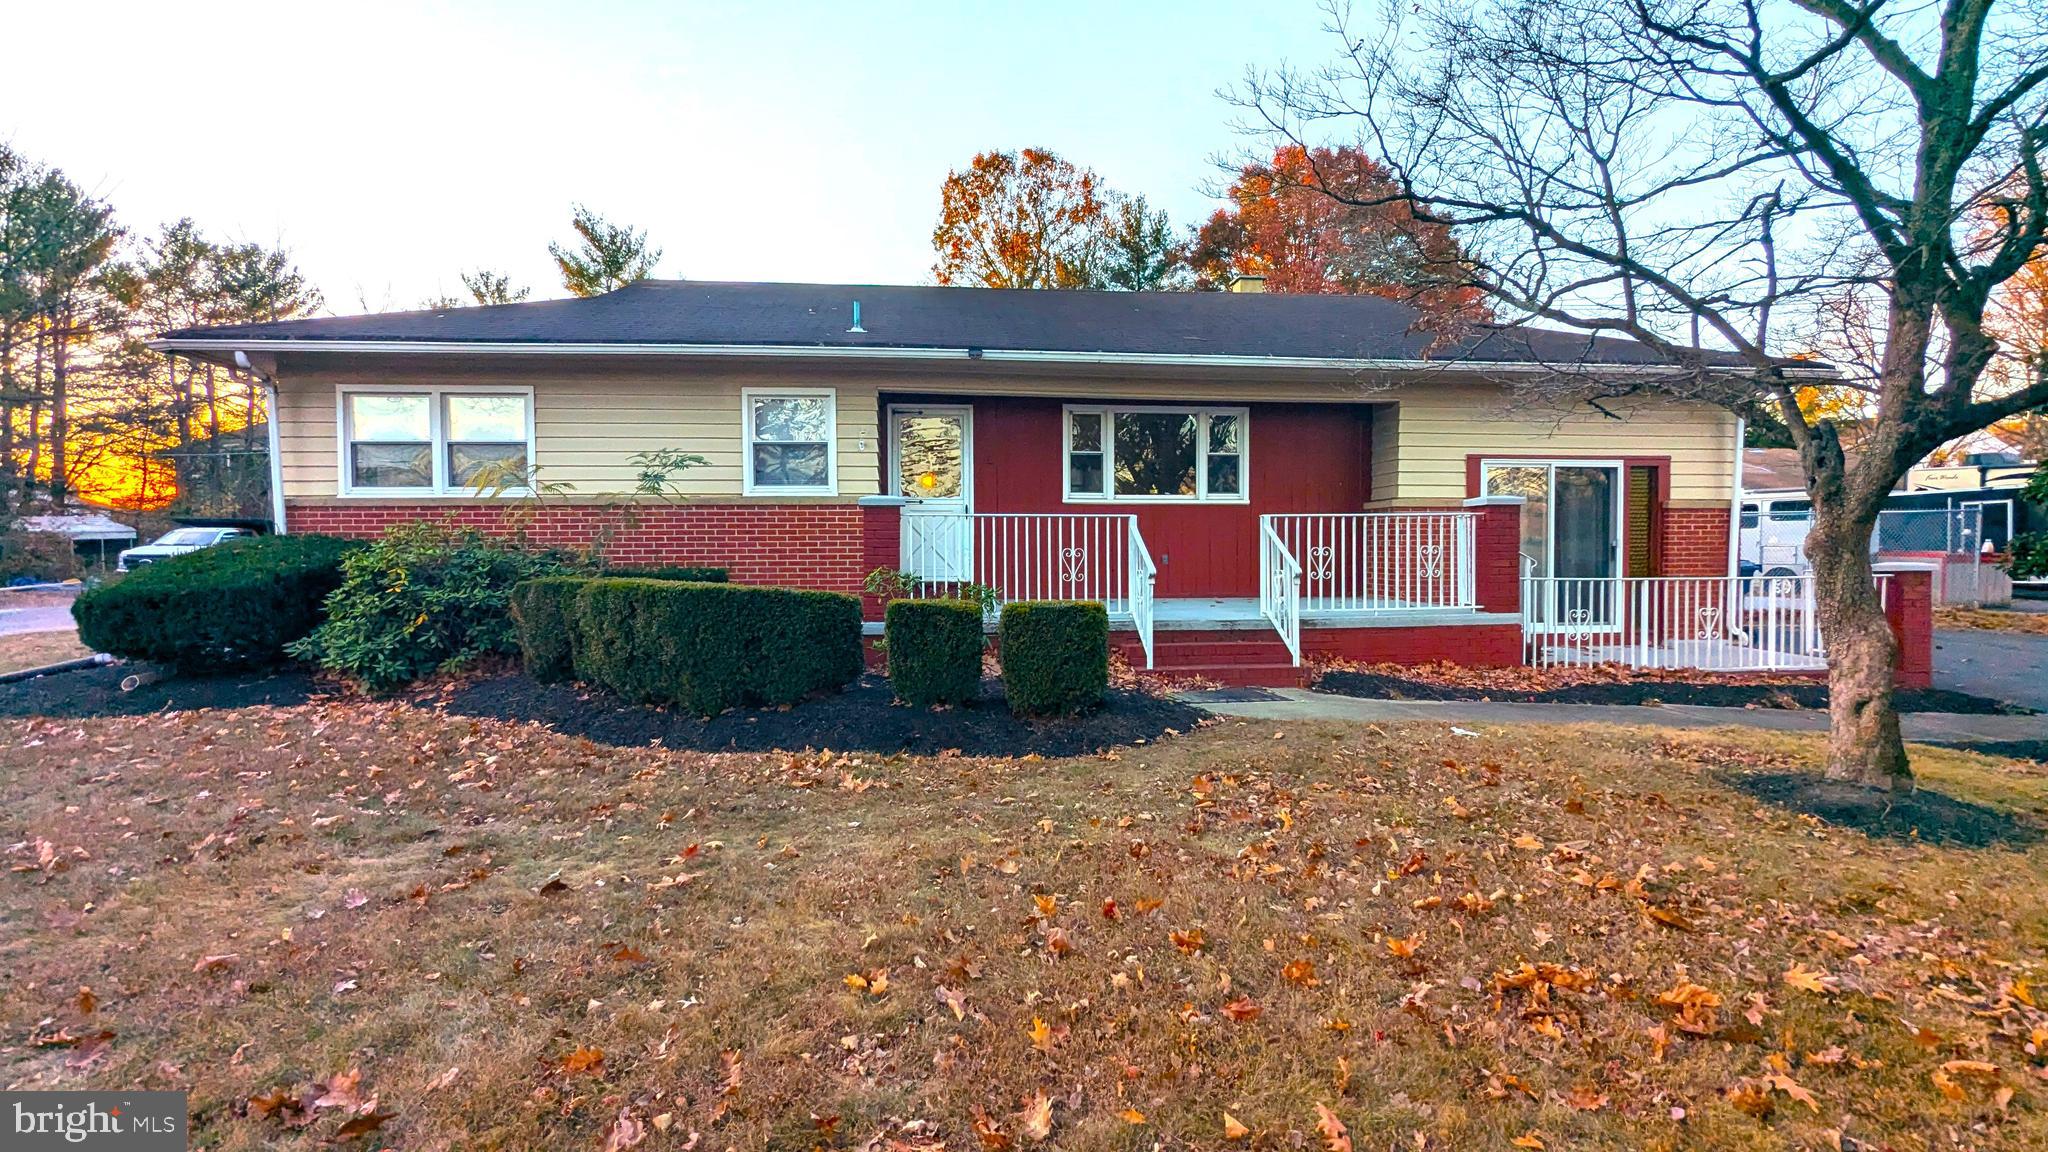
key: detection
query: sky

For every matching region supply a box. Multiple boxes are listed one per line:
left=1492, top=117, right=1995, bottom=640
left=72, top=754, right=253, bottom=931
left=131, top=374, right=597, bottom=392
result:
left=0, top=0, right=1340, bottom=315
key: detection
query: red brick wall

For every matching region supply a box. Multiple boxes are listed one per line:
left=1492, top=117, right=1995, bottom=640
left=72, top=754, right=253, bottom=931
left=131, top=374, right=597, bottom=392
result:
left=1467, top=500, right=1523, bottom=614
left=1660, top=507, right=1732, bottom=576
left=285, top=502, right=866, bottom=592
left=1882, top=567, right=1935, bottom=689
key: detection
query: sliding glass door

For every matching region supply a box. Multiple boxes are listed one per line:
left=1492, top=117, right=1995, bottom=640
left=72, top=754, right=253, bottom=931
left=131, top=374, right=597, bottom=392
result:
left=1484, top=460, right=1623, bottom=628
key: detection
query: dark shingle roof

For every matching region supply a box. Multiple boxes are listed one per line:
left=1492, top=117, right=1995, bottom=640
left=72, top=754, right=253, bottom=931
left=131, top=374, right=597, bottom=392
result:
left=159, top=279, right=1690, bottom=366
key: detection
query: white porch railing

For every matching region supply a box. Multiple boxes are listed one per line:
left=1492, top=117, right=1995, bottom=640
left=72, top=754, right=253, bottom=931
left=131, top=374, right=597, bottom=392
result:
left=1521, top=574, right=1828, bottom=671
left=899, top=510, right=1157, bottom=667
left=1259, top=520, right=1303, bottom=665
left=1261, top=512, right=1478, bottom=613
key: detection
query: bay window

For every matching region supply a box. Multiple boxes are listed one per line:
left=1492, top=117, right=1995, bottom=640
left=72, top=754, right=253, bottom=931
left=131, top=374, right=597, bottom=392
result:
left=1064, top=405, right=1248, bottom=503
left=340, top=387, right=532, bottom=495
left=743, top=388, right=836, bottom=495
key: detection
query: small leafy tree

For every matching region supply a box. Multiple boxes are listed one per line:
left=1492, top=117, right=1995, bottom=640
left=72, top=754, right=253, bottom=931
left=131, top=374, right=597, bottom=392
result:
left=461, top=268, right=530, bottom=305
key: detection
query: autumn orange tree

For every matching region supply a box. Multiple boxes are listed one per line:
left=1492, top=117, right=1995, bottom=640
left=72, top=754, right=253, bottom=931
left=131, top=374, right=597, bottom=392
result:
left=1189, top=143, right=1490, bottom=325
left=931, top=149, right=1111, bottom=289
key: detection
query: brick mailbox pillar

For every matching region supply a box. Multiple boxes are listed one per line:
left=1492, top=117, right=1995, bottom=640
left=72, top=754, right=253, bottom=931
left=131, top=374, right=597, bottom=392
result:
left=857, top=495, right=907, bottom=622
left=1462, top=495, right=1526, bottom=616
left=1876, top=563, right=1935, bottom=689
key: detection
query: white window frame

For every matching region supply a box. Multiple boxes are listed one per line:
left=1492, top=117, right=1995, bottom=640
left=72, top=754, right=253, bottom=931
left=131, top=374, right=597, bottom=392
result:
left=335, top=384, right=536, bottom=497
left=741, top=386, right=838, bottom=497
left=1062, top=403, right=1250, bottom=505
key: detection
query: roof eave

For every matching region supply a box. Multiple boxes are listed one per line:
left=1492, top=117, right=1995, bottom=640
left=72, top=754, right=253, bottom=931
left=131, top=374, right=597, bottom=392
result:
left=147, top=336, right=1823, bottom=379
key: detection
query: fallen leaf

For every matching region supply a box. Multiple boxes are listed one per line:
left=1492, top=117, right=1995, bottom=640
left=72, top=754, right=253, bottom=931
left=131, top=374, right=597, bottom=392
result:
left=1222, top=1112, right=1251, bottom=1140
left=333, top=1109, right=395, bottom=1139
left=1782, top=963, right=1840, bottom=995
left=1313, top=1103, right=1352, bottom=1152
left=1018, top=1091, right=1053, bottom=1141
left=1220, top=996, right=1263, bottom=1023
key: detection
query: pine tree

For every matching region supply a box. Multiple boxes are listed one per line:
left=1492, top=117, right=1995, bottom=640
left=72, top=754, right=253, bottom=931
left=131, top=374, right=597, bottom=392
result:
left=549, top=206, right=661, bottom=297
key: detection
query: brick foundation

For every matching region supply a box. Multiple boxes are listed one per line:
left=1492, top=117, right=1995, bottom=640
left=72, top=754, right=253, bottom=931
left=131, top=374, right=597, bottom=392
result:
left=1661, top=507, right=1732, bottom=576
left=285, top=501, right=866, bottom=592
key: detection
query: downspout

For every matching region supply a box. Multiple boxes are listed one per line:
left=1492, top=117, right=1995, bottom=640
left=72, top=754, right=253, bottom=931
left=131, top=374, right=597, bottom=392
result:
left=1727, top=416, right=1746, bottom=578
left=264, top=379, right=287, bottom=535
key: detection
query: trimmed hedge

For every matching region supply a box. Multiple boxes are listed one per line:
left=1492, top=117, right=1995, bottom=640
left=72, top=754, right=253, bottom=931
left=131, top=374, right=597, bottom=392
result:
left=74, top=534, right=357, bottom=671
left=601, top=565, right=729, bottom=583
left=509, top=576, right=591, bottom=682
left=572, top=578, right=862, bottom=715
left=885, top=599, right=984, bottom=707
left=998, top=600, right=1109, bottom=716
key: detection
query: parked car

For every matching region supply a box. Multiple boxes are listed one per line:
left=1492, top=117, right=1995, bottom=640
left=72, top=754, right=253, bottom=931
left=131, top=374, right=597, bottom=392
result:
left=116, top=526, right=256, bottom=571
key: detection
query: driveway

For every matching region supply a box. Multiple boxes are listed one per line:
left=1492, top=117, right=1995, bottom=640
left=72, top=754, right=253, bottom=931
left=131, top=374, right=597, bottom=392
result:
left=1934, top=627, right=2048, bottom=712
left=0, top=589, right=80, bottom=636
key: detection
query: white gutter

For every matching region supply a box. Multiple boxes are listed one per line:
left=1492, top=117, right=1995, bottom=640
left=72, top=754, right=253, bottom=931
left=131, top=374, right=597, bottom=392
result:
left=146, top=336, right=1841, bottom=380
left=1728, top=416, right=1746, bottom=578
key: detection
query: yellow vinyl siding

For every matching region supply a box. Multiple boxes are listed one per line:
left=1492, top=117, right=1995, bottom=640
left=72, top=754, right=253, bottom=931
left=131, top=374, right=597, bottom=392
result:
left=273, top=360, right=1733, bottom=507
left=1372, top=384, right=1736, bottom=507
left=276, top=366, right=880, bottom=500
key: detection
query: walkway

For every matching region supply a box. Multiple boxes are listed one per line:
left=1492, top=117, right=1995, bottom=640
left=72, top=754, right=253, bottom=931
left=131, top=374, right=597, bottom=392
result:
left=1180, top=688, right=2048, bottom=746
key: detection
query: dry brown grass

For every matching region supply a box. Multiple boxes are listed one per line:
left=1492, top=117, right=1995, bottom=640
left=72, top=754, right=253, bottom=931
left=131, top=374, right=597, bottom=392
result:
left=1937, top=607, right=2048, bottom=636
left=0, top=630, right=91, bottom=675
left=2, top=704, right=2045, bottom=1151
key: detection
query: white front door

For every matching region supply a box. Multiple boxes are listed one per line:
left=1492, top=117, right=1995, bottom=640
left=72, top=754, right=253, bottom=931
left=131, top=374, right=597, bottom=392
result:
left=891, top=405, right=974, bottom=583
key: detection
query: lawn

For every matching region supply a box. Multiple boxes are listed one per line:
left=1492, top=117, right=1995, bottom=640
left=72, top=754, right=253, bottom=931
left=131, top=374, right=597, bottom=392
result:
left=0, top=629, right=91, bottom=675
left=2, top=702, right=2045, bottom=1150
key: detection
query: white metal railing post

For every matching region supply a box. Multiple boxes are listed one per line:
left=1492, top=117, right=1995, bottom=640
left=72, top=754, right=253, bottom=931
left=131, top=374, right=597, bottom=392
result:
left=1263, top=511, right=1478, bottom=614
left=1127, top=517, right=1156, bottom=669
left=1260, top=520, right=1303, bottom=665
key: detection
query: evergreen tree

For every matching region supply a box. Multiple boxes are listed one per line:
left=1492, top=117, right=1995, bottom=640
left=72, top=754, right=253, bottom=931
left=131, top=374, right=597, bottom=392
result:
left=549, top=206, right=661, bottom=297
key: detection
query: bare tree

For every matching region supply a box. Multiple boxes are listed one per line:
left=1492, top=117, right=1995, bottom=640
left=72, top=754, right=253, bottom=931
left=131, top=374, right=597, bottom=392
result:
left=1233, top=0, right=2047, bottom=791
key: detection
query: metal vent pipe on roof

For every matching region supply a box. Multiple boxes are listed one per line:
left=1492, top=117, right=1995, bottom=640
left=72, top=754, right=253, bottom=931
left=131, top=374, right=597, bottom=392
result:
left=848, top=300, right=866, bottom=333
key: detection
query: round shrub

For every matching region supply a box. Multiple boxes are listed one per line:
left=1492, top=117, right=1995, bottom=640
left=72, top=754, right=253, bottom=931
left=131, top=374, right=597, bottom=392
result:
left=572, top=578, right=862, bottom=715
left=998, top=600, right=1110, bottom=716
left=288, top=522, right=573, bottom=693
left=509, top=575, right=591, bottom=682
left=885, top=598, right=984, bottom=707
left=73, top=534, right=357, bottom=671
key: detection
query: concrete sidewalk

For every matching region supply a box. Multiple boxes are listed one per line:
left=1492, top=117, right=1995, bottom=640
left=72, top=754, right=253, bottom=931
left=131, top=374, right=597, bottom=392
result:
left=1179, top=688, right=2048, bottom=745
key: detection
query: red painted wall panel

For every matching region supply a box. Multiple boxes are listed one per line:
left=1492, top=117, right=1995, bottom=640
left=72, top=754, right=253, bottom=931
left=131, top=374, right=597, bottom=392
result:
left=895, top=396, right=1371, bottom=598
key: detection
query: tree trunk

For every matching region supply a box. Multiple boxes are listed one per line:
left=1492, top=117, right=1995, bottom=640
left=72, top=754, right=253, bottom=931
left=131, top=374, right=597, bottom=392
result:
left=1806, top=478, right=1911, bottom=792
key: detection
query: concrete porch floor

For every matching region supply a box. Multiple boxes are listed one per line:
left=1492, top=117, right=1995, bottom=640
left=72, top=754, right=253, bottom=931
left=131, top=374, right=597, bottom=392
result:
left=1129, top=597, right=1511, bottom=631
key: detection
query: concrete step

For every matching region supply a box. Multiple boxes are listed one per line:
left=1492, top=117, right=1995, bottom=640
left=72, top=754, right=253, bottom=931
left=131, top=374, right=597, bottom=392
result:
left=1137, top=662, right=1307, bottom=688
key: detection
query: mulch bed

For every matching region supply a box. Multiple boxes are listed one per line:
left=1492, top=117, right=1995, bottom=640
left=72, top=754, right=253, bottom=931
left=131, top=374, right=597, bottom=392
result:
left=1313, top=669, right=2028, bottom=714
left=1, top=661, right=1206, bottom=758
left=0, top=663, right=325, bottom=718
left=423, top=673, right=1208, bottom=757
left=1720, top=770, right=2046, bottom=849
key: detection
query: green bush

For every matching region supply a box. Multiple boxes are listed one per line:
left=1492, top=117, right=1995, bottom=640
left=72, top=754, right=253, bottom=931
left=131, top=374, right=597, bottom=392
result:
left=0, top=530, right=83, bottom=583
left=2007, top=531, right=2048, bottom=580
left=572, top=578, right=862, bottom=715
left=998, top=600, right=1109, bottom=716
left=289, top=522, right=572, bottom=693
left=601, top=564, right=728, bottom=583
left=885, top=599, right=985, bottom=707
left=74, top=534, right=356, bottom=671
left=509, top=576, right=591, bottom=682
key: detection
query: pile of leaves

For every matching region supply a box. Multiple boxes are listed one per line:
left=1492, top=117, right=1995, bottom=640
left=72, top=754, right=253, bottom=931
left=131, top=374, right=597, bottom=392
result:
left=1935, top=607, right=2048, bottom=636
left=2, top=707, right=2045, bottom=1149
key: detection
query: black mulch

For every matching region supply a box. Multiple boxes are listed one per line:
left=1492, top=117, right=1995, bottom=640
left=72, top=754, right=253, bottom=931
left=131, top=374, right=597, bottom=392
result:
left=1313, top=670, right=2028, bottom=715
left=1720, top=770, right=2045, bottom=849
left=423, top=673, right=1208, bottom=757
left=1, top=662, right=1204, bottom=757
left=0, top=663, right=325, bottom=718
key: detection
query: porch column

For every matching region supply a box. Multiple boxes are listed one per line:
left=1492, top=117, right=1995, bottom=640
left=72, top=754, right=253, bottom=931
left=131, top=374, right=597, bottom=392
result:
left=857, top=495, right=908, bottom=621
left=1875, top=562, right=1935, bottom=689
left=1463, top=495, right=1525, bottom=615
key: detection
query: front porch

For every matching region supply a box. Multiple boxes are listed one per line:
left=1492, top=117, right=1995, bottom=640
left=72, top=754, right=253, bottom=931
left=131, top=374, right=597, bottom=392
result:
left=860, top=499, right=1529, bottom=682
